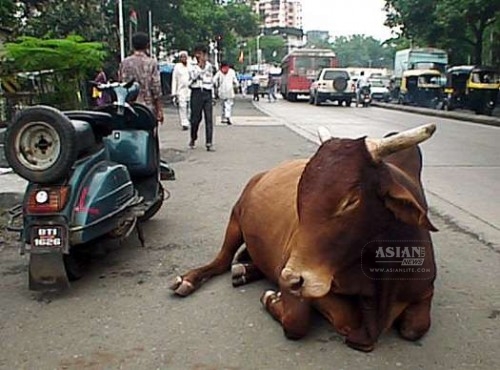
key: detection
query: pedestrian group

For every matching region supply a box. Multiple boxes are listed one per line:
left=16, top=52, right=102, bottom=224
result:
left=117, top=32, right=280, bottom=152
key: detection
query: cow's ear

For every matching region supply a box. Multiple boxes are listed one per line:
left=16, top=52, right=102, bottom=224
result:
left=381, top=165, right=438, bottom=231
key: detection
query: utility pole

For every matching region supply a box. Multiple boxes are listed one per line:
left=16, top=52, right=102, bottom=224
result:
left=148, top=10, right=153, bottom=56
left=118, top=0, right=125, bottom=60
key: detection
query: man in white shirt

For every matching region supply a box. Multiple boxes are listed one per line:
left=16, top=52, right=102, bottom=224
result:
left=189, top=44, right=215, bottom=151
left=214, top=61, right=239, bottom=125
left=356, top=71, right=370, bottom=106
left=171, top=51, right=191, bottom=130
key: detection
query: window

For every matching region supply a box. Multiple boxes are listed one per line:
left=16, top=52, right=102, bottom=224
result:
left=323, top=70, right=349, bottom=80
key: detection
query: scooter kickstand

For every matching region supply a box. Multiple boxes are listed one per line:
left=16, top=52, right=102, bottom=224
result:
left=136, top=222, right=146, bottom=248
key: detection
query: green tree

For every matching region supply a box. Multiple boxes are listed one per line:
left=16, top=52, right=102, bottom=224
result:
left=121, top=0, right=257, bottom=64
left=16, top=1, right=112, bottom=41
left=4, top=35, right=107, bottom=109
left=9, top=0, right=258, bottom=67
left=244, top=35, right=286, bottom=67
left=384, top=0, right=499, bottom=65
left=331, top=35, right=395, bottom=68
left=4, top=35, right=106, bottom=73
left=0, top=0, right=17, bottom=29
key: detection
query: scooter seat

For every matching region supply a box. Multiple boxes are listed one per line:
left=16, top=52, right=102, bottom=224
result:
left=64, top=111, right=114, bottom=139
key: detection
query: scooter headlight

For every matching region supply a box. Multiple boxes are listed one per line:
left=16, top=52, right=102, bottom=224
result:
left=35, top=190, right=49, bottom=204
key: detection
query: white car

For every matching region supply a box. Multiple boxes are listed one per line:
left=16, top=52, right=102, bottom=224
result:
left=309, top=68, right=356, bottom=106
left=368, top=79, right=391, bottom=102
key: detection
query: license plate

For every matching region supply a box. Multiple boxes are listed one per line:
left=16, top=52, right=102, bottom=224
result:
left=31, top=226, right=65, bottom=249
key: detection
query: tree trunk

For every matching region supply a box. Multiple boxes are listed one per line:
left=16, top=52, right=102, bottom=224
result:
left=473, top=21, right=486, bottom=65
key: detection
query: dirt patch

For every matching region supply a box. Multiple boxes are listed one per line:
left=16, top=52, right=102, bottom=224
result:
left=160, top=148, right=187, bottom=163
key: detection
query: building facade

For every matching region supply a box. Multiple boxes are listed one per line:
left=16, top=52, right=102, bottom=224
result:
left=251, top=0, right=303, bottom=30
left=306, top=30, right=330, bottom=43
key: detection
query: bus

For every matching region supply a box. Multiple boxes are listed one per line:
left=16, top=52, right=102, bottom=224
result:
left=280, top=48, right=338, bottom=101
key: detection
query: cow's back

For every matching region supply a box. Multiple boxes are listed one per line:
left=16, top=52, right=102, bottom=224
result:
left=234, top=159, right=308, bottom=282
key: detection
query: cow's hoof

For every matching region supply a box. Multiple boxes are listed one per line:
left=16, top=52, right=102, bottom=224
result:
left=170, top=276, right=195, bottom=296
left=232, top=275, right=247, bottom=287
left=260, top=290, right=276, bottom=307
left=232, top=263, right=247, bottom=287
left=260, top=290, right=281, bottom=307
left=399, top=326, right=428, bottom=341
left=345, top=339, right=375, bottom=352
left=231, top=263, right=247, bottom=277
left=345, top=329, right=375, bottom=352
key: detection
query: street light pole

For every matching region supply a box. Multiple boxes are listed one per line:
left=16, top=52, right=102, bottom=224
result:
left=148, top=10, right=153, bottom=56
left=118, top=0, right=125, bottom=61
left=256, top=33, right=263, bottom=73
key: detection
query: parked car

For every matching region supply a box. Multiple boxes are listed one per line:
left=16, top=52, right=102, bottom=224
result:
left=368, top=78, right=391, bottom=102
left=309, top=68, right=355, bottom=106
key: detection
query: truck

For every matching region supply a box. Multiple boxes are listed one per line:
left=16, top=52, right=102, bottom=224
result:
left=393, top=48, right=448, bottom=78
left=392, top=48, right=448, bottom=100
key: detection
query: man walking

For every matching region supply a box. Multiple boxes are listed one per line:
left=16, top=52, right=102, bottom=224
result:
left=214, top=61, right=239, bottom=125
left=171, top=51, right=191, bottom=130
left=251, top=73, right=260, bottom=101
left=267, top=72, right=277, bottom=102
left=189, top=44, right=215, bottom=151
left=119, top=32, right=163, bottom=124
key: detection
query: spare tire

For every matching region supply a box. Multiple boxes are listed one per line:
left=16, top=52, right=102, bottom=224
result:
left=333, top=77, right=348, bottom=92
left=4, top=106, right=77, bottom=184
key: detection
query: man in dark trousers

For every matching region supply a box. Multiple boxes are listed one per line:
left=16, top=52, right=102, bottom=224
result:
left=189, top=44, right=215, bottom=151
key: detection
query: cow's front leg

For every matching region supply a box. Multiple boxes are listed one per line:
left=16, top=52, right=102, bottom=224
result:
left=260, top=290, right=311, bottom=340
left=345, top=296, right=380, bottom=352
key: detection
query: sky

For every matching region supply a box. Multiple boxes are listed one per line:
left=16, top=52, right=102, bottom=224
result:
left=301, top=0, right=394, bottom=41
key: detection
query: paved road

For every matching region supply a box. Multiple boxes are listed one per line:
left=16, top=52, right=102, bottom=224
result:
left=0, top=98, right=499, bottom=369
left=256, top=99, right=500, bottom=250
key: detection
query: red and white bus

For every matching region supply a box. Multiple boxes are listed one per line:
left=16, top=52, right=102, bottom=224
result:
left=280, top=48, right=338, bottom=101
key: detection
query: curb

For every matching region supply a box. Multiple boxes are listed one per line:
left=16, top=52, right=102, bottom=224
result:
left=371, top=102, right=500, bottom=127
left=251, top=100, right=320, bottom=144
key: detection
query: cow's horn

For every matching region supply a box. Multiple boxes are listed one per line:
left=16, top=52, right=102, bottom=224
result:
left=366, top=123, right=436, bottom=160
left=317, top=126, right=332, bottom=144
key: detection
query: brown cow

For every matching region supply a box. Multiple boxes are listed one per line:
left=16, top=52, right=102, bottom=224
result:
left=171, top=124, right=437, bottom=352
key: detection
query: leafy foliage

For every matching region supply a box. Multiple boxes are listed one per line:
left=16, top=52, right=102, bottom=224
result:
left=11, top=0, right=259, bottom=66
left=384, top=0, right=500, bottom=65
left=331, top=35, right=396, bottom=68
left=4, top=35, right=106, bottom=75
left=0, top=0, right=17, bottom=29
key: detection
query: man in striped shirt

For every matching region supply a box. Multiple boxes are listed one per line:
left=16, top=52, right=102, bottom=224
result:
left=189, top=44, right=215, bottom=151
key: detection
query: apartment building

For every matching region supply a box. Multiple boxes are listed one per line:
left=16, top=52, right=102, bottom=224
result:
left=251, top=0, right=303, bottom=30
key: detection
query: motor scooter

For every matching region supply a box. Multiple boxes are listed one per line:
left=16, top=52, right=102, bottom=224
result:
left=4, top=80, right=175, bottom=291
left=358, top=86, right=372, bottom=107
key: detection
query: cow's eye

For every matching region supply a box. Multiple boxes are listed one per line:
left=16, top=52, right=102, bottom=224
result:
left=335, top=194, right=361, bottom=216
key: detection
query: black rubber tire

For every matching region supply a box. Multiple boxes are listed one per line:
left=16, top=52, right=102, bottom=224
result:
left=4, top=106, right=77, bottom=184
left=139, top=184, right=164, bottom=222
left=63, top=251, right=86, bottom=281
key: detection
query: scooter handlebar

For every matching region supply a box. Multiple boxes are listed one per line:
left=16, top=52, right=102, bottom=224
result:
left=90, top=80, right=140, bottom=115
